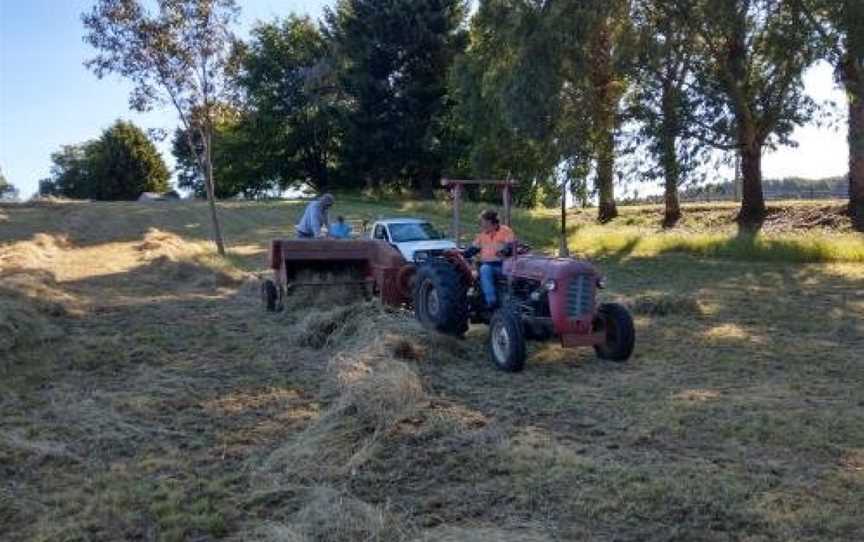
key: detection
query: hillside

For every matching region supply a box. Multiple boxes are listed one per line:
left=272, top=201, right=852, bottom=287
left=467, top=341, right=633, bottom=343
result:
left=1, top=199, right=863, bottom=541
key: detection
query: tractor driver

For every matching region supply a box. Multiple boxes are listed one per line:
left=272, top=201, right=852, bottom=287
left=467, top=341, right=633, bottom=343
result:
left=295, top=193, right=335, bottom=239
left=462, top=209, right=516, bottom=310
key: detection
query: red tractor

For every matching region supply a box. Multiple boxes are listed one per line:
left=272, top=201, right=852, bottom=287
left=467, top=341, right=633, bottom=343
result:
left=411, top=246, right=635, bottom=372
left=262, top=238, right=634, bottom=372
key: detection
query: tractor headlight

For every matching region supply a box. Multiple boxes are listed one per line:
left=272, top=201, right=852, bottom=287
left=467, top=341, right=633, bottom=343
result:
left=596, top=276, right=607, bottom=289
left=544, top=279, right=557, bottom=292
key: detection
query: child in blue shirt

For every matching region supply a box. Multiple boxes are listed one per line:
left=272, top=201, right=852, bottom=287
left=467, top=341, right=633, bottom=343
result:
left=329, top=216, right=352, bottom=239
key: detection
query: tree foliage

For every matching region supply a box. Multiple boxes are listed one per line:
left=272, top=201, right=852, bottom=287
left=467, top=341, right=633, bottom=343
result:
left=172, top=106, right=275, bottom=199
left=628, top=0, right=709, bottom=225
left=324, top=0, right=469, bottom=196
left=673, top=0, right=822, bottom=225
left=796, top=0, right=864, bottom=229
left=83, top=0, right=241, bottom=254
left=455, top=0, right=636, bottom=221
left=0, top=166, right=18, bottom=201
left=39, top=120, right=170, bottom=200
left=233, top=16, right=343, bottom=193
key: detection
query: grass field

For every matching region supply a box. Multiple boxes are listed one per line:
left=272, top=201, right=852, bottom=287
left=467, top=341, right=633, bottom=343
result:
left=1, top=198, right=863, bottom=541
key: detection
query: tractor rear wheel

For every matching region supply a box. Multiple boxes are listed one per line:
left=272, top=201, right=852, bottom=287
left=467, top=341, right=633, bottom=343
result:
left=414, top=262, right=469, bottom=336
left=487, top=307, right=526, bottom=372
left=594, top=303, right=635, bottom=361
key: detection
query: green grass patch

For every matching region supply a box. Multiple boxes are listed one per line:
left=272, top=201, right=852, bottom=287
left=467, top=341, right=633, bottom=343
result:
left=567, top=227, right=864, bottom=263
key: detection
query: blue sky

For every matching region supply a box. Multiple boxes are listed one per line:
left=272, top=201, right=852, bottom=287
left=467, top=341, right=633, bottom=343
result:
left=0, top=0, right=332, bottom=198
left=0, top=1, right=850, bottom=199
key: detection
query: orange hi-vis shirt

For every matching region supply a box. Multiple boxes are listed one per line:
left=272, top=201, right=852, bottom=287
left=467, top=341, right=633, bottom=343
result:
left=474, top=224, right=516, bottom=262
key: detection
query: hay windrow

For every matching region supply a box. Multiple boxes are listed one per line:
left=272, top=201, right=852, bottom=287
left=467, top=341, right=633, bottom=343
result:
left=0, top=233, right=70, bottom=273
left=626, top=293, right=704, bottom=317
left=235, top=486, right=409, bottom=542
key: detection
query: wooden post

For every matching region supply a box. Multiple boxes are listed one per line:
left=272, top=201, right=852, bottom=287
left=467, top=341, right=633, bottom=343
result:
left=453, top=183, right=462, bottom=247
left=502, top=183, right=512, bottom=226
left=560, top=179, right=569, bottom=257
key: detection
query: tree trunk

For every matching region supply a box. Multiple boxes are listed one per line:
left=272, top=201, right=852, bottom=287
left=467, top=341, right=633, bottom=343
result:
left=560, top=180, right=570, bottom=257
left=845, top=63, right=864, bottom=230
left=660, top=82, right=681, bottom=227
left=590, top=18, right=618, bottom=223
left=738, top=140, right=766, bottom=228
left=203, top=130, right=226, bottom=256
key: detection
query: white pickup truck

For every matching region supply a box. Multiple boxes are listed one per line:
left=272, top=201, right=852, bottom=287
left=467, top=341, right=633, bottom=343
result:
left=368, top=218, right=457, bottom=263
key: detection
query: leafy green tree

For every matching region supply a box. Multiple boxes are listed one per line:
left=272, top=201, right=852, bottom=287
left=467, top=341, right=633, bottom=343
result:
left=678, top=0, right=823, bottom=226
left=796, top=0, right=864, bottom=229
left=172, top=109, right=276, bottom=199
left=448, top=22, right=561, bottom=207
left=324, top=0, right=468, bottom=196
left=83, top=0, right=241, bottom=255
left=234, top=16, right=343, bottom=193
left=462, top=0, right=635, bottom=222
left=91, top=120, right=170, bottom=199
left=0, top=166, right=19, bottom=200
left=38, top=121, right=169, bottom=200
left=629, top=1, right=707, bottom=226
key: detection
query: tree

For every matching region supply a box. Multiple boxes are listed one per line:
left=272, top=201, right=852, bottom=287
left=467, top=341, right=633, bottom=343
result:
left=629, top=1, right=707, bottom=226
left=234, top=16, right=344, bottom=192
left=448, top=17, right=561, bottom=207
left=172, top=107, right=276, bottom=199
left=91, top=120, right=170, bottom=199
left=678, top=0, right=822, bottom=226
left=0, top=166, right=19, bottom=201
left=796, top=0, right=864, bottom=229
left=38, top=121, right=169, bottom=200
left=325, top=0, right=468, bottom=196
left=463, top=0, right=635, bottom=222
left=83, top=0, right=241, bottom=255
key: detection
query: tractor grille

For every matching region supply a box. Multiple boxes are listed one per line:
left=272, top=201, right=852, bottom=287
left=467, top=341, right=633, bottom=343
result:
left=566, top=275, right=595, bottom=318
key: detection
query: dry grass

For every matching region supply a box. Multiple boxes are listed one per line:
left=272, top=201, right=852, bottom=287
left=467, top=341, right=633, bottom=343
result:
left=1, top=200, right=863, bottom=541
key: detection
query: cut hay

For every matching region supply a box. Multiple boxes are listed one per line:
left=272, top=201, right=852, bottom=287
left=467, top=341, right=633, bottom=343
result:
left=0, top=296, right=63, bottom=354
left=136, top=228, right=203, bottom=261
left=292, top=486, right=409, bottom=542
left=0, top=233, right=69, bottom=273
left=0, top=274, right=70, bottom=354
left=235, top=487, right=410, bottom=542
left=626, top=293, right=703, bottom=317
left=263, top=357, right=425, bottom=482
left=136, top=229, right=247, bottom=288
left=412, top=526, right=554, bottom=542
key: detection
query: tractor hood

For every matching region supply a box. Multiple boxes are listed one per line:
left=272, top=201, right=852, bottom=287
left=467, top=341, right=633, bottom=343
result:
left=398, top=239, right=458, bottom=262
left=503, top=255, right=597, bottom=281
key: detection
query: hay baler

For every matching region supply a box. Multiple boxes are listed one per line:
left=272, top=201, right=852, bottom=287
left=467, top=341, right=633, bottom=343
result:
left=261, top=239, right=413, bottom=311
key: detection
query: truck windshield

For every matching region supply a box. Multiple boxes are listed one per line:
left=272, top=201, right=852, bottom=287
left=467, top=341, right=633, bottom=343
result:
left=389, top=222, right=444, bottom=242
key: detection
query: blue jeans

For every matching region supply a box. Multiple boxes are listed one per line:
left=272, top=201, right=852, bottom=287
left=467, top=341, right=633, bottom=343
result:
left=480, top=262, right=503, bottom=307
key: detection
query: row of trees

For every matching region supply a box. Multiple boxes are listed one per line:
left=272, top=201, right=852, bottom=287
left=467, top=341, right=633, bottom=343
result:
left=39, top=120, right=170, bottom=200
left=77, top=0, right=864, bottom=256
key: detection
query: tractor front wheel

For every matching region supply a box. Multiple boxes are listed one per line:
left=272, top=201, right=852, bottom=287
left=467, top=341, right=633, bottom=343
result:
left=414, top=262, right=469, bottom=336
left=487, top=307, right=526, bottom=372
left=594, top=303, right=635, bottom=361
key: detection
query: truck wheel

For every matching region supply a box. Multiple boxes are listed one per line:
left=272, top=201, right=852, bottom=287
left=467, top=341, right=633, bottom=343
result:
left=487, top=307, right=526, bottom=372
left=262, top=279, right=281, bottom=312
left=594, top=303, right=635, bottom=362
left=414, top=262, right=469, bottom=336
